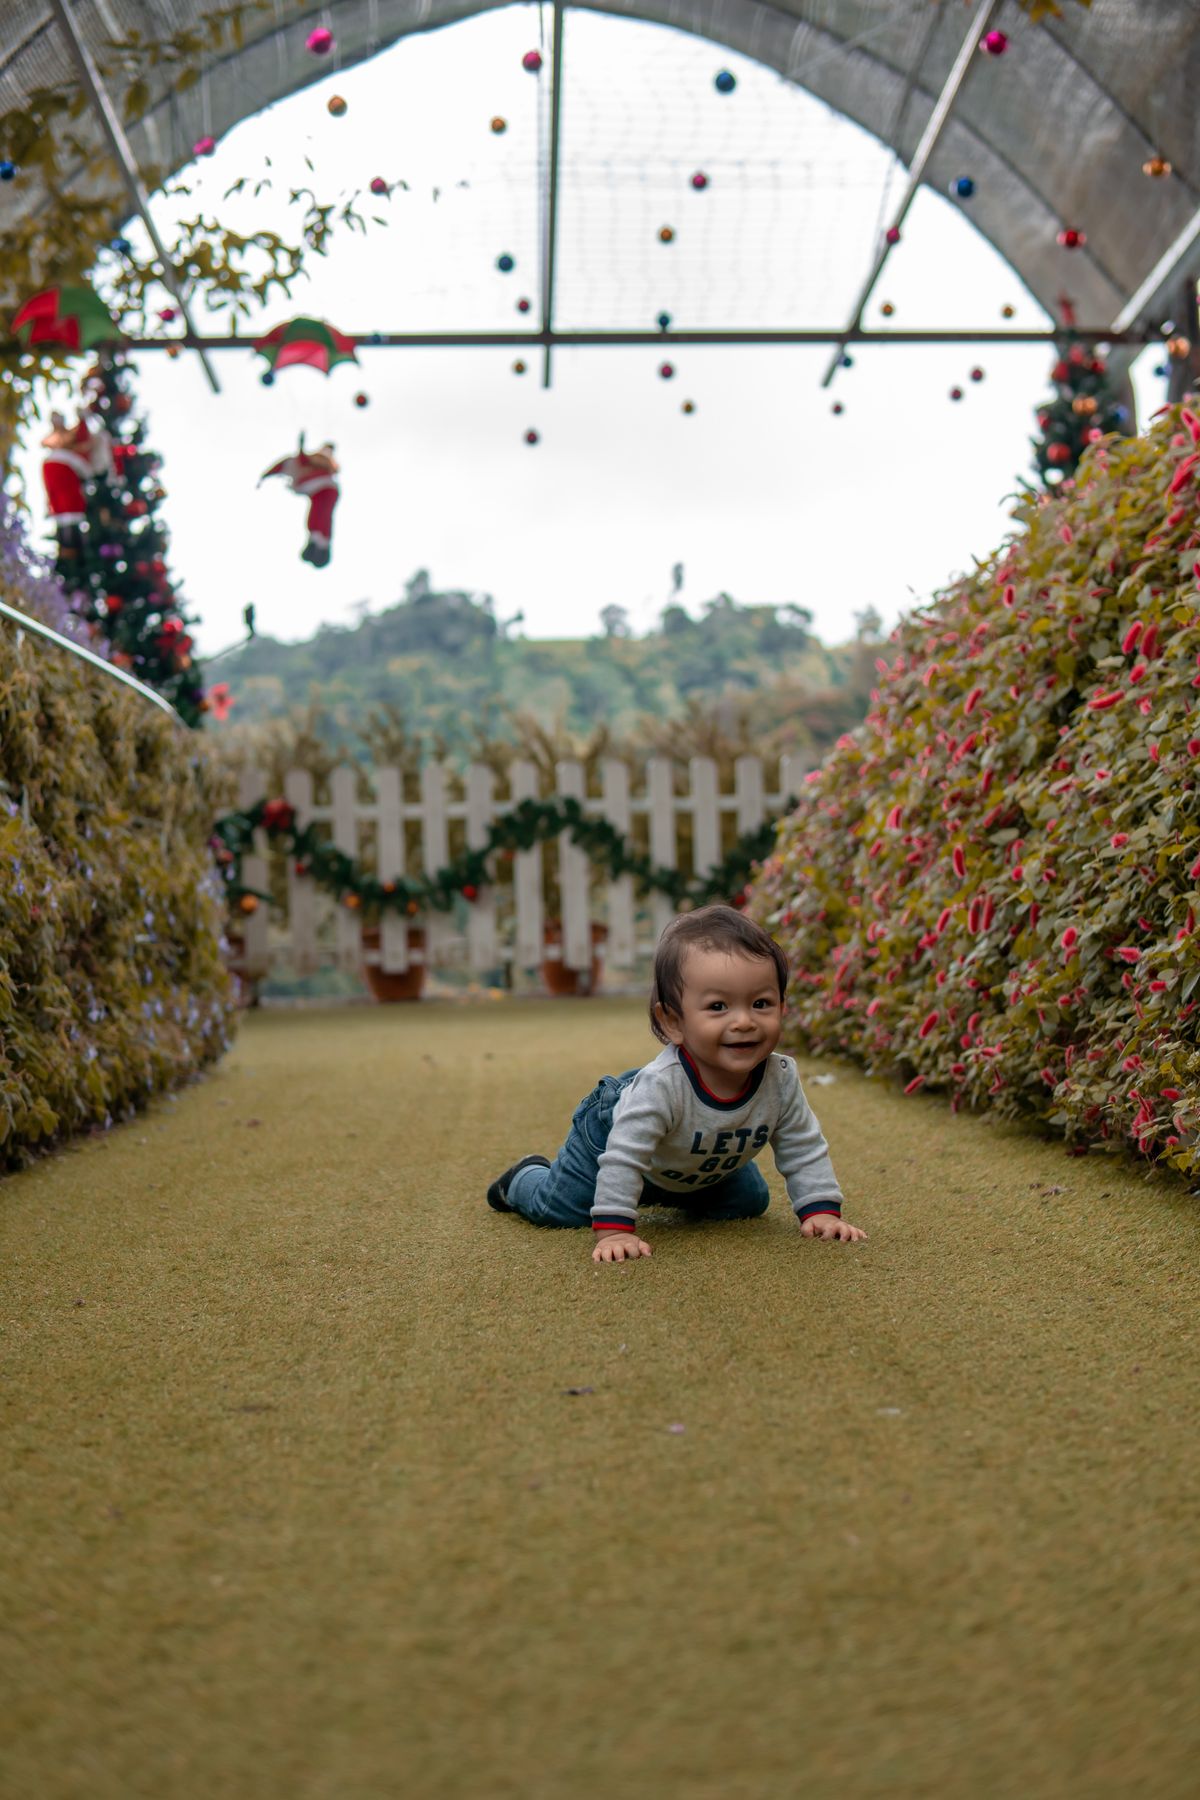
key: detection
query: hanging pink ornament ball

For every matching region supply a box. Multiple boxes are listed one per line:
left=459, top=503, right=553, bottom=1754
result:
left=1085, top=427, right=1105, bottom=443
left=370, top=177, right=388, bottom=195
left=193, top=136, right=215, bottom=157
left=522, top=50, right=543, bottom=73
left=691, top=172, right=708, bottom=190
left=159, top=306, right=177, bottom=322
left=969, top=366, right=985, bottom=382
left=354, top=393, right=369, bottom=408
left=525, top=429, right=539, bottom=444
left=517, top=297, right=531, bottom=313
left=949, top=386, right=964, bottom=401
left=659, top=362, right=675, bottom=379
left=885, top=225, right=901, bottom=245
left=831, top=402, right=844, bottom=415
left=306, top=27, right=334, bottom=55
left=980, top=30, right=1008, bottom=55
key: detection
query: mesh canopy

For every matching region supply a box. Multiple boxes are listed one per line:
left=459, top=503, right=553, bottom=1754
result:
left=1, top=0, right=1197, bottom=330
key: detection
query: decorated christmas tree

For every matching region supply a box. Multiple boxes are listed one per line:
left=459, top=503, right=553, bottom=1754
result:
left=65, top=351, right=210, bottom=728
left=1031, top=332, right=1131, bottom=485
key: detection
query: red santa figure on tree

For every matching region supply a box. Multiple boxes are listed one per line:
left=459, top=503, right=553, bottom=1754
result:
left=40, top=408, right=114, bottom=573
left=259, top=434, right=340, bottom=567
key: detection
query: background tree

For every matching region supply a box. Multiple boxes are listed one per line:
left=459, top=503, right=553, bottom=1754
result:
left=1032, top=334, right=1132, bottom=485
left=71, top=350, right=208, bottom=727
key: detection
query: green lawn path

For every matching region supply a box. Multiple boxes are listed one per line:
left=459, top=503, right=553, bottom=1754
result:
left=2, top=997, right=1198, bottom=1800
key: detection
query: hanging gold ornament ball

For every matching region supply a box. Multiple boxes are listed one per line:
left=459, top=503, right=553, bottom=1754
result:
left=328, top=95, right=348, bottom=117
left=491, top=116, right=507, bottom=133
left=1168, top=335, right=1192, bottom=360
left=880, top=301, right=895, bottom=317
left=1143, top=154, right=1171, bottom=178
left=513, top=359, right=527, bottom=374
left=166, top=344, right=180, bottom=359
left=344, top=893, right=361, bottom=910
left=406, top=900, right=420, bottom=916
left=238, top=894, right=259, bottom=915
left=682, top=400, right=695, bottom=413
left=1001, top=304, right=1016, bottom=319
left=1072, top=394, right=1098, bottom=416
left=659, top=225, right=675, bottom=243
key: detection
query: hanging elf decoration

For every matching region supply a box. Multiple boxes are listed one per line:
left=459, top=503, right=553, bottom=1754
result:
left=39, top=407, right=114, bottom=575
left=259, top=434, right=341, bottom=567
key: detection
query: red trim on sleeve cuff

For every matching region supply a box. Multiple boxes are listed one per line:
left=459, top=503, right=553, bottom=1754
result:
left=797, top=1204, right=842, bottom=1221
left=592, top=1220, right=636, bottom=1231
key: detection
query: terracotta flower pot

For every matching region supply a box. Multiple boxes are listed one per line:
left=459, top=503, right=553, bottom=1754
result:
left=361, top=925, right=426, bottom=1002
left=540, top=921, right=607, bottom=997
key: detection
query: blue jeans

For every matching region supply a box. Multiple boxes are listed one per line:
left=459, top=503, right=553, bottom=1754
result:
left=505, top=1068, right=773, bottom=1229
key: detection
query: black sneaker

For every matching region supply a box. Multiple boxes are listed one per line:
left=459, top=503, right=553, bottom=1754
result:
left=487, top=1154, right=551, bottom=1212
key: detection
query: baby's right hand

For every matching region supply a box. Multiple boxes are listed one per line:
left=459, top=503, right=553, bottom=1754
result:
left=592, top=1232, right=653, bottom=1264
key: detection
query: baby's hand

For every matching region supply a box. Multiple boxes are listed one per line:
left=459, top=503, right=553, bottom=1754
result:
left=592, top=1232, right=653, bottom=1264
left=800, top=1213, right=868, bottom=1242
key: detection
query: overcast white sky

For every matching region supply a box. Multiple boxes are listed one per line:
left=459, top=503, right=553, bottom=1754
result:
left=14, top=4, right=1162, bottom=662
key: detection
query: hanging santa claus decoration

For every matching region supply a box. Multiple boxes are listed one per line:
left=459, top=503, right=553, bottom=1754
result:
left=39, top=408, right=114, bottom=574
left=259, top=434, right=340, bottom=567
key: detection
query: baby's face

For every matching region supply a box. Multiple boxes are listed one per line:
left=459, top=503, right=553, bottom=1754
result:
left=656, top=947, right=784, bottom=1083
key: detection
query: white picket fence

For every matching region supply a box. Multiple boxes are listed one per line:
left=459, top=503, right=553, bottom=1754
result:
left=231, top=753, right=813, bottom=981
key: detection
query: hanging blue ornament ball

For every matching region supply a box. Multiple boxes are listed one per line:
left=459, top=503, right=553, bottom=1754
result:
left=0, top=161, right=16, bottom=181
left=840, top=353, right=854, bottom=368
left=496, top=253, right=515, bottom=273
left=1153, top=365, right=1167, bottom=378
left=952, top=176, right=975, bottom=199
left=111, top=235, right=132, bottom=254
left=657, top=312, right=671, bottom=331
left=714, top=70, right=736, bottom=94
left=368, top=331, right=384, bottom=345
left=261, top=371, right=275, bottom=387
left=1114, top=404, right=1129, bottom=422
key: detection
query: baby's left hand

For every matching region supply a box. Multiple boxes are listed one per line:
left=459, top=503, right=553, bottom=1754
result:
left=800, top=1212, right=868, bottom=1242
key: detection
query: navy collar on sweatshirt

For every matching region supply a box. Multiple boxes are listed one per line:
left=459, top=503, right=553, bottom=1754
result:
left=676, top=1043, right=768, bottom=1110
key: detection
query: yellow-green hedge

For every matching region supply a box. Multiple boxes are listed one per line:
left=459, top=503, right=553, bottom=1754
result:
left=1, top=516, right=237, bottom=1172
left=748, top=404, right=1200, bottom=1178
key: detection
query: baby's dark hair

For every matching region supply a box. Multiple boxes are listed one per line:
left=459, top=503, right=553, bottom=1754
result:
left=649, top=903, right=789, bottom=1043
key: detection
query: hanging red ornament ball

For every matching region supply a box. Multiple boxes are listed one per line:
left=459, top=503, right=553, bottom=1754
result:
left=354, top=392, right=369, bottom=407
left=1143, top=154, right=1171, bottom=178
left=831, top=401, right=844, bottom=415
left=691, top=172, right=708, bottom=190
left=885, top=225, right=901, bottom=246
left=522, top=49, right=543, bottom=73
left=659, top=225, right=676, bottom=243
left=969, top=366, right=985, bottom=382
left=949, top=386, right=964, bottom=401
left=262, top=798, right=296, bottom=832
left=513, top=359, right=527, bottom=374
left=517, top=297, right=531, bottom=313
left=194, top=136, right=216, bottom=157
left=370, top=177, right=388, bottom=195
left=1037, top=413, right=1050, bottom=430
left=880, top=301, right=895, bottom=317
left=491, top=116, right=507, bottom=134
left=306, top=27, right=333, bottom=54
left=328, top=95, right=348, bottom=117
left=126, top=497, right=148, bottom=515
left=525, top=429, right=539, bottom=444
left=294, top=861, right=310, bottom=877
left=1047, top=443, right=1072, bottom=465
left=1057, top=227, right=1086, bottom=249
left=659, top=362, right=674, bottom=379
left=103, top=594, right=122, bottom=613
left=1001, top=304, right=1016, bottom=319
left=1052, top=359, right=1070, bottom=382
left=980, top=30, right=1008, bottom=55
left=462, top=884, right=478, bottom=901
left=682, top=400, right=695, bottom=414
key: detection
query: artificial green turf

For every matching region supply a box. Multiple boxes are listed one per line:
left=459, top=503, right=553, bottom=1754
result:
left=2, top=996, right=1199, bottom=1800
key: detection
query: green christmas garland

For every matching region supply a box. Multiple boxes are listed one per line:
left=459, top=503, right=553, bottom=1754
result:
left=211, top=791, right=798, bottom=919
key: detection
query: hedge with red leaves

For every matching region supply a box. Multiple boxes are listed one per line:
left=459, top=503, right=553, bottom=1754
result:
left=747, top=404, right=1200, bottom=1178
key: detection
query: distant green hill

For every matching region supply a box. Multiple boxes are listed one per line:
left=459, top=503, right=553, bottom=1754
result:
left=210, top=572, right=879, bottom=755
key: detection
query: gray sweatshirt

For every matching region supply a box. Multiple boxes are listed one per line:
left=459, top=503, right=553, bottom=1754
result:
left=591, top=1043, right=844, bottom=1232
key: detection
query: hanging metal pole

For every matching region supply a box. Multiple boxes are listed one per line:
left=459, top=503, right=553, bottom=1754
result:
left=0, top=599, right=187, bottom=726
left=821, top=0, right=1001, bottom=388
left=541, top=2, right=566, bottom=389
left=47, top=0, right=220, bottom=395
left=1105, top=199, right=1200, bottom=384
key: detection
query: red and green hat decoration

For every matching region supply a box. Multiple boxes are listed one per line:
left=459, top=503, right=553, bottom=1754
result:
left=11, top=283, right=123, bottom=351
left=253, top=316, right=359, bottom=377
